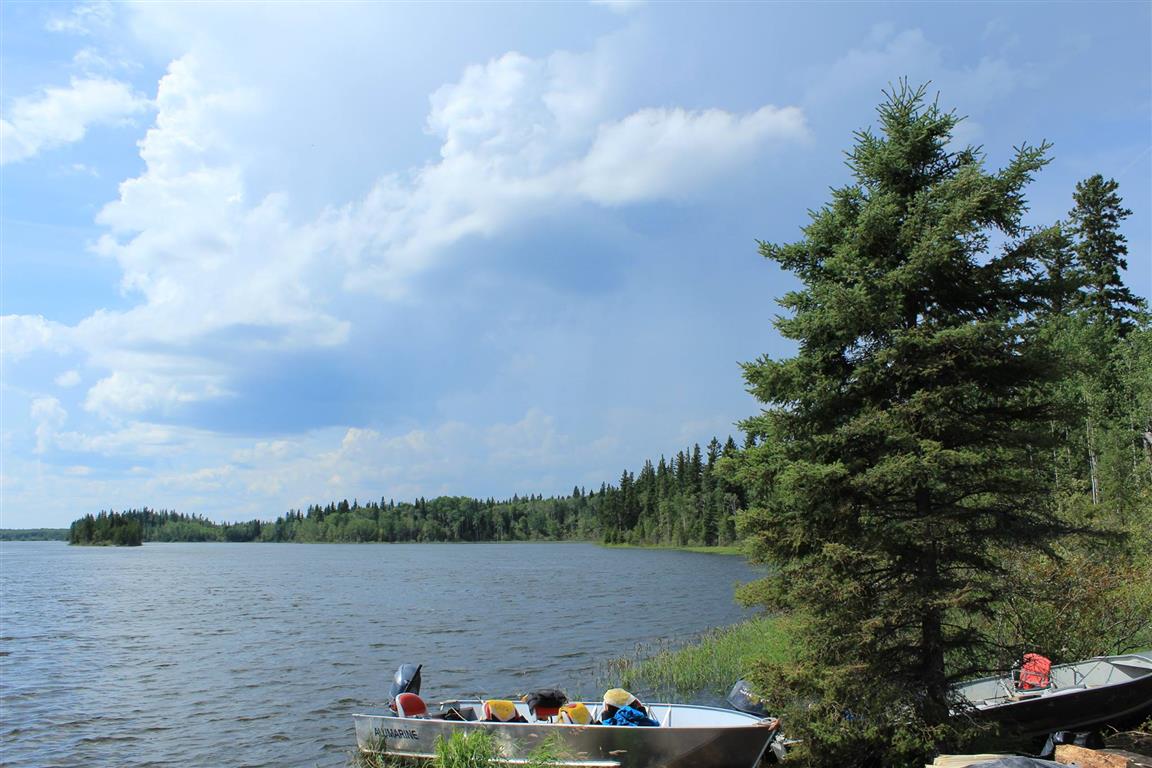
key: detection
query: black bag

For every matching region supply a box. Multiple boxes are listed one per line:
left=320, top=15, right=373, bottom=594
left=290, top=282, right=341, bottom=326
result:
left=524, top=688, right=568, bottom=716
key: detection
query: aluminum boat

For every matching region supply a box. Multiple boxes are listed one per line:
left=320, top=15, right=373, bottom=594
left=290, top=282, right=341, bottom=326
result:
left=353, top=698, right=782, bottom=768
left=955, top=653, right=1152, bottom=738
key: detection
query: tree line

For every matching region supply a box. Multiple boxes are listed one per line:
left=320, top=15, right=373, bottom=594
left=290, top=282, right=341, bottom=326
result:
left=0, top=528, right=69, bottom=541
left=66, top=440, right=746, bottom=547
left=70, top=511, right=145, bottom=546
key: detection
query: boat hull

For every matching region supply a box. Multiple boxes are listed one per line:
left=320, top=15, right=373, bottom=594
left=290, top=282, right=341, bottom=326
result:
left=353, top=703, right=778, bottom=768
left=957, top=654, right=1152, bottom=739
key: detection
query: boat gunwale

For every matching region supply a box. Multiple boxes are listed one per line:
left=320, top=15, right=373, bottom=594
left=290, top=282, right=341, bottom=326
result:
left=353, top=700, right=777, bottom=732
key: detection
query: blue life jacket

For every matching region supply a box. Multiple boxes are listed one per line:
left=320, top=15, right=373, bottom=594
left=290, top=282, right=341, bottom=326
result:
left=603, top=705, right=659, bottom=727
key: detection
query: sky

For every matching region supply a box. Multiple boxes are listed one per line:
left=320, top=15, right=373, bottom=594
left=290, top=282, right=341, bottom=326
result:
left=1, top=1, right=1149, bottom=529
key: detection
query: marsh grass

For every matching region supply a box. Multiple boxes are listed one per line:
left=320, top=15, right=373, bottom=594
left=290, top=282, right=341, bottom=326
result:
left=350, top=729, right=575, bottom=768
left=434, top=730, right=502, bottom=768
left=600, top=615, right=795, bottom=700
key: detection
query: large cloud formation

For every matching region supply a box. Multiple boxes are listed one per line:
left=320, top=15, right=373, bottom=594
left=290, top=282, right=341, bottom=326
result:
left=5, top=36, right=807, bottom=422
left=0, top=6, right=809, bottom=525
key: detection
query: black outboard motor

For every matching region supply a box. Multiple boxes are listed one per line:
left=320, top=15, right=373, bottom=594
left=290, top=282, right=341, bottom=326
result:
left=388, top=663, right=422, bottom=710
left=727, top=679, right=770, bottom=716
left=728, top=679, right=790, bottom=763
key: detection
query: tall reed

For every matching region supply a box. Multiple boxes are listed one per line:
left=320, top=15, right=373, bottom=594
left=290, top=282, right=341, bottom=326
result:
left=599, top=615, right=795, bottom=700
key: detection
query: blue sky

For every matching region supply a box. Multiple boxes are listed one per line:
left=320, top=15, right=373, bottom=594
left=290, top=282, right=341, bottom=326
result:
left=2, top=1, right=1149, bottom=528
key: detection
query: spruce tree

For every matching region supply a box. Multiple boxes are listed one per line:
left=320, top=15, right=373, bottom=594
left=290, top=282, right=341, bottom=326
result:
left=733, top=83, right=1079, bottom=766
left=1068, top=174, right=1146, bottom=335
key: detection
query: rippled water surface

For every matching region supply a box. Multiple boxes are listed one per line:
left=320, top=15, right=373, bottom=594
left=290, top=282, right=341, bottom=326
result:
left=0, top=541, right=759, bottom=767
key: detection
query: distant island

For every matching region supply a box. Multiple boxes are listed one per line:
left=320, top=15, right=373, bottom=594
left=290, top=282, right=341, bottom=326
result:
left=69, top=512, right=143, bottom=546
left=64, top=439, right=745, bottom=547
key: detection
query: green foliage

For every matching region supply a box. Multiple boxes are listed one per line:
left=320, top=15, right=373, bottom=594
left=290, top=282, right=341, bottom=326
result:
left=991, top=553, right=1152, bottom=665
left=351, top=730, right=570, bottom=768
left=751, top=655, right=980, bottom=768
left=1005, top=181, right=1152, bottom=667
left=0, top=528, right=69, bottom=541
left=1068, top=174, right=1146, bottom=334
left=69, top=511, right=143, bottom=546
left=731, top=81, right=1086, bottom=766
left=602, top=614, right=795, bottom=700
left=433, top=730, right=501, bottom=768
left=520, top=733, right=574, bottom=768
left=350, top=746, right=408, bottom=768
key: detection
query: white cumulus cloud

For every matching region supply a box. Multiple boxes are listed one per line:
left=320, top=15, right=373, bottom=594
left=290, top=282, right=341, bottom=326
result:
left=578, top=105, right=808, bottom=205
left=0, top=315, right=72, bottom=359
left=83, top=370, right=230, bottom=418
left=343, top=49, right=808, bottom=292
left=1, top=76, right=149, bottom=165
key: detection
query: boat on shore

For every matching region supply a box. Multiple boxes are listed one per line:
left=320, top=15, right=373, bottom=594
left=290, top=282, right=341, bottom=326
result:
left=353, top=700, right=782, bottom=768
left=955, top=653, right=1152, bottom=738
left=353, top=665, right=784, bottom=767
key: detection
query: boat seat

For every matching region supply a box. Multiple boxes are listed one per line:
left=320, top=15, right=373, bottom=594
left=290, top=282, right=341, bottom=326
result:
left=558, top=702, right=593, bottom=725
left=395, top=692, right=428, bottom=718
left=483, top=700, right=527, bottom=723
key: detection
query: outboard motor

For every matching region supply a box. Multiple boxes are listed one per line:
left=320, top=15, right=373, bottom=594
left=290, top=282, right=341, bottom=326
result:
left=726, top=678, right=770, bottom=716
left=388, top=663, right=422, bottom=710
left=728, top=679, right=790, bottom=763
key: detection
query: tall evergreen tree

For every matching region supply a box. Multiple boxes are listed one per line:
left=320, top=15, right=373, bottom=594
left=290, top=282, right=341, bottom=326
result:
left=1068, top=174, right=1146, bottom=334
left=732, top=83, right=1080, bottom=766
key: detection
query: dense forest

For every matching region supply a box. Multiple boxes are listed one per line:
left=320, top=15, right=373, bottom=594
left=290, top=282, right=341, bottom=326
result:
left=0, top=528, right=68, bottom=541
left=65, top=438, right=746, bottom=546
left=69, top=511, right=144, bottom=546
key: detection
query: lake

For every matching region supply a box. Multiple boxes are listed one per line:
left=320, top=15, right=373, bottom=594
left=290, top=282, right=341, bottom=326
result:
left=0, top=541, right=761, bottom=767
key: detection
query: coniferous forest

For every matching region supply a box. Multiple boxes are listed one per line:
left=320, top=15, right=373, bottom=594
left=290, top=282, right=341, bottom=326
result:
left=68, top=511, right=144, bottom=546
left=67, top=438, right=745, bottom=546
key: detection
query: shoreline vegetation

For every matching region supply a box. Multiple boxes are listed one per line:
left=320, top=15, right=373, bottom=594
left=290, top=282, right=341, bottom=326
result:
left=0, top=528, right=68, bottom=541
left=62, top=437, right=751, bottom=548
left=602, top=615, right=795, bottom=699
left=4, top=528, right=746, bottom=557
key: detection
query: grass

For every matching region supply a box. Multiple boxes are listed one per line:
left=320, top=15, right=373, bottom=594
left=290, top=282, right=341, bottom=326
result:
left=434, top=730, right=502, bottom=768
left=599, top=614, right=796, bottom=700
left=351, top=729, right=576, bottom=768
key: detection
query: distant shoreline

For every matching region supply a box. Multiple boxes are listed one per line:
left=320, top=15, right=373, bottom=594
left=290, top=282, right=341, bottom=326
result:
left=0, top=529, right=69, bottom=542
left=0, top=531, right=744, bottom=557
